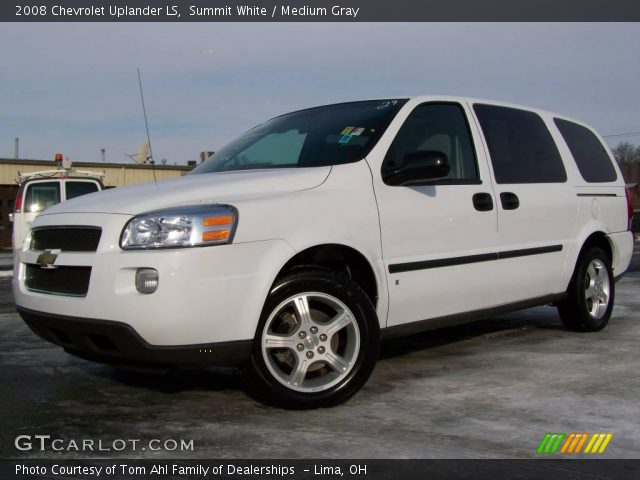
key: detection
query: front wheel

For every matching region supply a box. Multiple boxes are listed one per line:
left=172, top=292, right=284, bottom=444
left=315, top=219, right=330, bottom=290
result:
left=245, top=268, right=380, bottom=409
left=557, top=247, right=614, bottom=332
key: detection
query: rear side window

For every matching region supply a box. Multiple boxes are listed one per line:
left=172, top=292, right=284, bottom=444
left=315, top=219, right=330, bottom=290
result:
left=65, top=181, right=100, bottom=200
left=24, top=181, right=60, bottom=213
left=554, top=118, right=617, bottom=183
left=474, top=104, right=566, bottom=184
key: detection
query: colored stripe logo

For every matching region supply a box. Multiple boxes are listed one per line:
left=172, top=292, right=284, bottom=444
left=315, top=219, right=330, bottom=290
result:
left=537, top=432, right=613, bottom=454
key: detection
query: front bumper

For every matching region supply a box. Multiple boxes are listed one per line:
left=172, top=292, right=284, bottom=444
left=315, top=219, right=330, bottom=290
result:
left=14, top=212, right=296, bottom=348
left=18, top=307, right=253, bottom=366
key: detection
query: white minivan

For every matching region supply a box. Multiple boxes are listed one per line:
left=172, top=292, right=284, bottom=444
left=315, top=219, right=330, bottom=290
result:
left=13, top=97, right=634, bottom=408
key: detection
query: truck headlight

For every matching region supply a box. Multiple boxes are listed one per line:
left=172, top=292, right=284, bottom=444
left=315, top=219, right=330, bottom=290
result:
left=120, top=205, right=237, bottom=250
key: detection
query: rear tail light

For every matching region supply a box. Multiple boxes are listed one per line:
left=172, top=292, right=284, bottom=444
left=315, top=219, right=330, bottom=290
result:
left=625, top=188, right=633, bottom=231
left=14, top=193, right=22, bottom=213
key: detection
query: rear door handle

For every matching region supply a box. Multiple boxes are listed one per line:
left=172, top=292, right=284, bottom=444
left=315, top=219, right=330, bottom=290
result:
left=500, top=192, right=520, bottom=210
left=472, top=192, right=494, bottom=212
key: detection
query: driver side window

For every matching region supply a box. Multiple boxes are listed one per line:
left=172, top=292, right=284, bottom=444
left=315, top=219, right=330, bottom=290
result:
left=382, top=103, right=480, bottom=184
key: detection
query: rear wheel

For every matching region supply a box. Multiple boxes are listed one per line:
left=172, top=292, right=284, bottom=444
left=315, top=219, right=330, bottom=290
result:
left=245, top=268, right=379, bottom=409
left=558, top=247, right=614, bottom=332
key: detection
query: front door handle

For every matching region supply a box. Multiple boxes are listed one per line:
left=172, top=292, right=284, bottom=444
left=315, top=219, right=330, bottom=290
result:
left=472, top=192, right=494, bottom=212
left=500, top=192, right=520, bottom=210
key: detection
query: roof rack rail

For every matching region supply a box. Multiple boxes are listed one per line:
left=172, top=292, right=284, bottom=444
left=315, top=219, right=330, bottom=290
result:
left=17, top=167, right=105, bottom=185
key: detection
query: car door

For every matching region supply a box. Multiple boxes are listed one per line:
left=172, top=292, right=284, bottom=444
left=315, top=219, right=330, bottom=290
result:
left=470, top=103, right=577, bottom=299
left=371, top=101, right=502, bottom=327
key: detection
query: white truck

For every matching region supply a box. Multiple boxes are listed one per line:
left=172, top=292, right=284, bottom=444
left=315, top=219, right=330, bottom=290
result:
left=13, top=96, right=634, bottom=408
left=11, top=167, right=104, bottom=251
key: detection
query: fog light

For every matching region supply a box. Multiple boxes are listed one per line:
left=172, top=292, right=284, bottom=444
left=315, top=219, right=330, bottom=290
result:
left=135, top=268, right=159, bottom=294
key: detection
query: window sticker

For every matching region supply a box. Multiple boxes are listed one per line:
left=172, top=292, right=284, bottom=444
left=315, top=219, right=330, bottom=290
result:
left=377, top=100, right=398, bottom=110
left=338, top=126, right=366, bottom=145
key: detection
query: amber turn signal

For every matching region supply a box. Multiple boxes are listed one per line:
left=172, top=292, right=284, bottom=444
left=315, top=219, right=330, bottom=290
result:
left=202, top=229, right=230, bottom=242
left=203, top=215, right=233, bottom=227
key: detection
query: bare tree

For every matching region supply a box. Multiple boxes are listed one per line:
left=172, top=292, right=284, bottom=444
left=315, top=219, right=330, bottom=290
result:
left=612, top=142, right=639, bottom=165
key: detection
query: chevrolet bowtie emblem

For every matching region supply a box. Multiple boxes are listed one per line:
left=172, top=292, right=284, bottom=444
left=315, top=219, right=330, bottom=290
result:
left=36, top=249, right=60, bottom=270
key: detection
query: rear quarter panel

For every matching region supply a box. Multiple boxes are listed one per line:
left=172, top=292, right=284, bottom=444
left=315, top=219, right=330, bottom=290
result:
left=544, top=112, right=630, bottom=287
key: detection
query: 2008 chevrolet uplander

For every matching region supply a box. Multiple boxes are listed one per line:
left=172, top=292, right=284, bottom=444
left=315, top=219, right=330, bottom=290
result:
left=14, top=97, right=634, bottom=408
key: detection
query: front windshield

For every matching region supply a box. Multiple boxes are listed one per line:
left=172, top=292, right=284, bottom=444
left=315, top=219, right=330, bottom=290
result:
left=192, top=99, right=408, bottom=174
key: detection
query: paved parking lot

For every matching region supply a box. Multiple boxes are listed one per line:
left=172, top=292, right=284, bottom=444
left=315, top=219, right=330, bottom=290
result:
left=1, top=248, right=639, bottom=459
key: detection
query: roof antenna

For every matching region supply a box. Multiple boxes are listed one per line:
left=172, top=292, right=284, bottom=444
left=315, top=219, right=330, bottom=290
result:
left=137, top=67, right=157, bottom=184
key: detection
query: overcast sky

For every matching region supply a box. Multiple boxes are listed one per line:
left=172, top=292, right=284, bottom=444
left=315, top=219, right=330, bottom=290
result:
left=1, top=23, right=639, bottom=164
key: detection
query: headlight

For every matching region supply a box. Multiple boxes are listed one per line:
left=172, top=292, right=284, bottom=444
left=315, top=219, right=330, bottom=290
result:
left=23, top=228, right=33, bottom=252
left=120, top=205, right=237, bottom=250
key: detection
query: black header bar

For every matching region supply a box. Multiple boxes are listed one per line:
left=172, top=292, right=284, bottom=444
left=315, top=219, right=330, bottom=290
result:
left=4, top=459, right=640, bottom=480
left=3, top=0, right=640, bottom=22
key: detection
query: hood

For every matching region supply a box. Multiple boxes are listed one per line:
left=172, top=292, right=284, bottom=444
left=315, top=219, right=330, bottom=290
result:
left=42, top=167, right=331, bottom=216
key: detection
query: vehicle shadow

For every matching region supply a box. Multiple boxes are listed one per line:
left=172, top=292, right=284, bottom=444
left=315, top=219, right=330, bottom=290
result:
left=88, top=362, right=246, bottom=395
left=380, top=308, right=565, bottom=360
left=83, top=308, right=565, bottom=397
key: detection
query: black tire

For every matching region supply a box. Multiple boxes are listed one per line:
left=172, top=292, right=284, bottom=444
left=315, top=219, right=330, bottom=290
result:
left=558, top=247, right=614, bottom=332
left=244, top=267, right=380, bottom=409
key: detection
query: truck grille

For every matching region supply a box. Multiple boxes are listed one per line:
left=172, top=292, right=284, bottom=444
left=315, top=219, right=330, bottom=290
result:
left=25, top=264, right=92, bottom=297
left=31, top=227, right=101, bottom=252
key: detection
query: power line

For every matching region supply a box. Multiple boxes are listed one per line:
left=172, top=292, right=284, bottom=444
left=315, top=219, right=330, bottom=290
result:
left=602, top=131, right=640, bottom=138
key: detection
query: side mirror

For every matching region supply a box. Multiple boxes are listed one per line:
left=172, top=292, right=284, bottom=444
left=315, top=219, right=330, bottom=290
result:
left=384, top=150, right=450, bottom=186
